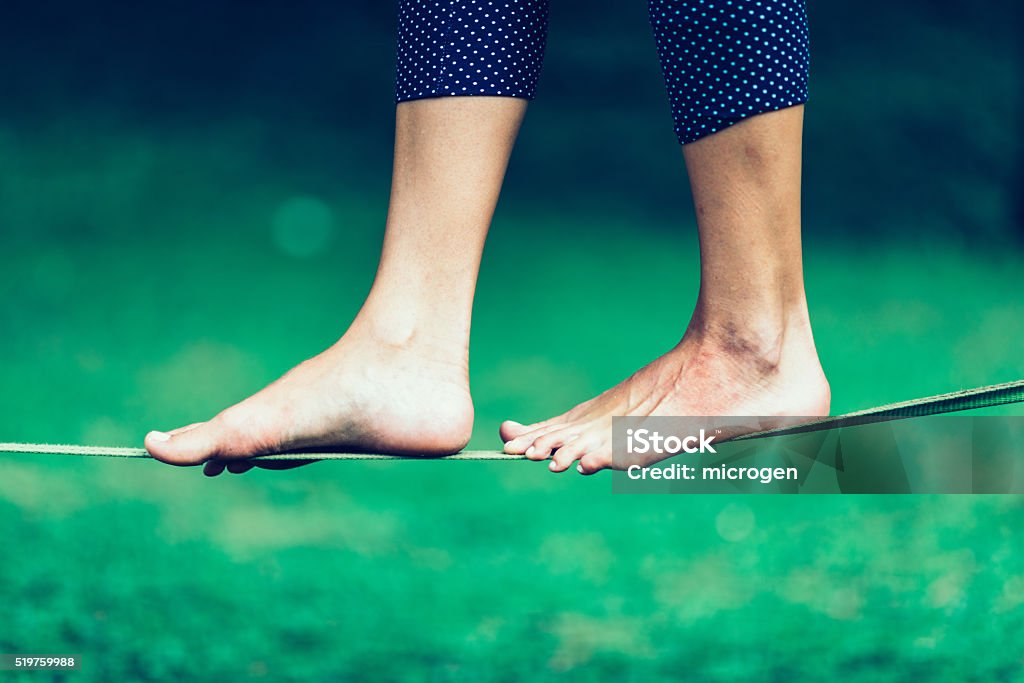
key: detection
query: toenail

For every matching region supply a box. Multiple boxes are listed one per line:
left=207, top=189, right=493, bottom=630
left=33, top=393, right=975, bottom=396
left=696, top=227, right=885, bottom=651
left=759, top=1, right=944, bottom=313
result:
left=548, top=460, right=558, bottom=471
left=148, top=431, right=171, bottom=443
left=577, top=464, right=584, bottom=473
left=525, top=446, right=535, bottom=457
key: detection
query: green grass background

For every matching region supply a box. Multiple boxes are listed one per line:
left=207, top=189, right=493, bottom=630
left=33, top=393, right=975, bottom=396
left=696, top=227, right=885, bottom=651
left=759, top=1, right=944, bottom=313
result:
left=2, top=1, right=1024, bottom=680
left=2, top=129, right=1024, bottom=681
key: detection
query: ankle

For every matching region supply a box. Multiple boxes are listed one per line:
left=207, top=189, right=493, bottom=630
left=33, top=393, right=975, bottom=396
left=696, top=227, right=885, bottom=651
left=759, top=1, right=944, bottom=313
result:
left=684, top=301, right=816, bottom=371
left=350, top=302, right=470, bottom=364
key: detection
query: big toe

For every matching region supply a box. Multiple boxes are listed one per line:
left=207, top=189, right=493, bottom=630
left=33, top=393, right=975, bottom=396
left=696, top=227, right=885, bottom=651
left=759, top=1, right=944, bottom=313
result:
left=499, top=419, right=532, bottom=442
left=500, top=415, right=565, bottom=444
left=146, top=422, right=222, bottom=466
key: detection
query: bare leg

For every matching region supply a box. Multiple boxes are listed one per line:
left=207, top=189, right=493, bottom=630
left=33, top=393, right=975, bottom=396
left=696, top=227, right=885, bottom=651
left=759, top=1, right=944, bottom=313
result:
left=501, top=106, right=830, bottom=473
left=146, top=97, right=527, bottom=474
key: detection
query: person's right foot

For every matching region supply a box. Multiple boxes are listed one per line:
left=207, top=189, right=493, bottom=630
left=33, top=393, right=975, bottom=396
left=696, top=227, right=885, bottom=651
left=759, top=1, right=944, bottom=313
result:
left=144, top=317, right=474, bottom=475
left=501, top=313, right=830, bottom=474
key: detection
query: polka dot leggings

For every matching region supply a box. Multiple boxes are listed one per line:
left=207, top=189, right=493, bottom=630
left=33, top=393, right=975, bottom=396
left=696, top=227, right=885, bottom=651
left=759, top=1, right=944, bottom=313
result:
left=395, top=0, right=809, bottom=145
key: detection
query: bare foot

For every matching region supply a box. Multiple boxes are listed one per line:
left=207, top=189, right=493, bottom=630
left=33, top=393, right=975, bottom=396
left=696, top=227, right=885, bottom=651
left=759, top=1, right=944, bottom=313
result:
left=500, top=316, right=830, bottom=475
left=145, top=317, right=473, bottom=476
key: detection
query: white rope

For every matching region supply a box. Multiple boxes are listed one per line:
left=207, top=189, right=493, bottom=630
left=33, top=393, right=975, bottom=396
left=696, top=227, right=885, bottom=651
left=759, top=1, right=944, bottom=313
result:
left=0, top=442, right=524, bottom=461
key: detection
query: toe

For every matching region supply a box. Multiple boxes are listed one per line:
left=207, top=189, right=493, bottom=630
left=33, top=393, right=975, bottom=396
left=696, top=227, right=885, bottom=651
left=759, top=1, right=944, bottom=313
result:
left=577, top=444, right=612, bottom=475
left=203, top=460, right=227, bottom=477
left=549, top=432, right=598, bottom=473
left=503, top=422, right=565, bottom=455
left=499, top=420, right=530, bottom=442
left=146, top=421, right=223, bottom=466
left=499, top=416, right=557, bottom=443
left=168, top=422, right=203, bottom=437
left=530, top=427, right=581, bottom=459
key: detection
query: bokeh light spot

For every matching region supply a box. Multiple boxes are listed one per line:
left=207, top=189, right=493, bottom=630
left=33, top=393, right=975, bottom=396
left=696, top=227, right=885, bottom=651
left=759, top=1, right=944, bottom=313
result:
left=715, top=502, right=755, bottom=542
left=271, top=196, right=334, bottom=258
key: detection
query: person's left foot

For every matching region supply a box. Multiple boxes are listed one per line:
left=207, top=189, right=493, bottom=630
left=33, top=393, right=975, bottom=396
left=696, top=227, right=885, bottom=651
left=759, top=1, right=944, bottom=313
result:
left=500, top=316, right=830, bottom=474
left=144, top=315, right=474, bottom=476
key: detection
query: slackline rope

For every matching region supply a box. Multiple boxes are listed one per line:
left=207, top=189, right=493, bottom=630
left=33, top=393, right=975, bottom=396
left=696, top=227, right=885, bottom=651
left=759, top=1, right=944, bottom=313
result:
left=734, top=377, right=1024, bottom=441
left=1, top=379, right=1022, bottom=462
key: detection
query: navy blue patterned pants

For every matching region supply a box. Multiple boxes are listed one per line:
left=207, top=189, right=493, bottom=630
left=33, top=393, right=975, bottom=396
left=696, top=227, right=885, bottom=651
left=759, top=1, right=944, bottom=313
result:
left=395, top=0, right=809, bottom=145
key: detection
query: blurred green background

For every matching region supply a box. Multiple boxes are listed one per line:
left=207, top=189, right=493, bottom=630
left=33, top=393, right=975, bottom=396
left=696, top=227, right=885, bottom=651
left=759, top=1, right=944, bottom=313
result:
left=1, top=1, right=1023, bottom=680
